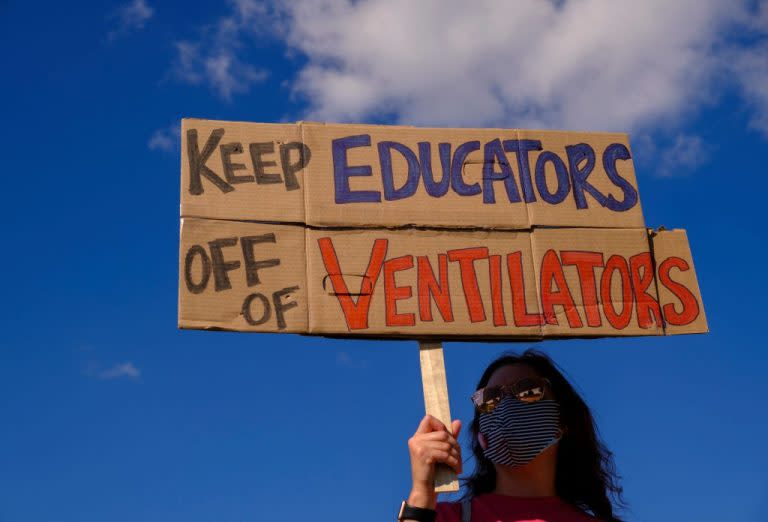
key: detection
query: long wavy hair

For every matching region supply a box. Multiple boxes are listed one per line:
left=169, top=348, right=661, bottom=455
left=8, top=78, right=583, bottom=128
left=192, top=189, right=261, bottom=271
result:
left=461, top=349, right=625, bottom=521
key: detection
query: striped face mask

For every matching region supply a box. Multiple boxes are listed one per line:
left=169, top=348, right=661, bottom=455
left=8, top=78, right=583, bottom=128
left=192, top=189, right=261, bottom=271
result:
left=479, top=397, right=561, bottom=467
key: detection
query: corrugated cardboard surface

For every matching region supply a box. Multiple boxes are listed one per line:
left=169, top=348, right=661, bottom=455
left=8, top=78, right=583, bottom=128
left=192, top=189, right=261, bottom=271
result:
left=306, top=227, right=542, bottom=337
left=178, top=219, right=707, bottom=338
left=178, top=118, right=706, bottom=339
left=518, top=130, right=642, bottom=228
left=180, top=119, right=645, bottom=230
left=302, top=124, right=533, bottom=229
left=650, top=229, right=708, bottom=335
left=530, top=228, right=664, bottom=337
left=178, top=218, right=307, bottom=333
left=181, top=120, right=306, bottom=223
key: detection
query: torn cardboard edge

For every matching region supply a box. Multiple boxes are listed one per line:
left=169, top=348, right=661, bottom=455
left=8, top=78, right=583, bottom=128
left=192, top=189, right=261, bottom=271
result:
left=178, top=217, right=707, bottom=338
left=180, top=118, right=647, bottom=231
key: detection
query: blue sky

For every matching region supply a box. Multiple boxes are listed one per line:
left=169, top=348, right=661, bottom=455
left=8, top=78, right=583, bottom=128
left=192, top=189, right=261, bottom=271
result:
left=1, top=1, right=767, bottom=521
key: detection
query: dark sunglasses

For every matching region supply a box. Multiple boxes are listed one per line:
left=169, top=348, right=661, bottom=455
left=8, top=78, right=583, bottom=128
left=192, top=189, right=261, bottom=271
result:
left=470, top=377, right=551, bottom=414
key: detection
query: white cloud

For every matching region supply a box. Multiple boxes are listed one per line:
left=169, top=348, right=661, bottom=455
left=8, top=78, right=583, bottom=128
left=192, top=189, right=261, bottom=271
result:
left=171, top=0, right=271, bottom=100
left=148, top=122, right=180, bottom=152
left=278, top=0, right=768, bottom=174
left=656, top=134, right=710, bottom=178
left=108, top=0, right=154, bottom=41
left=280, top=0, right=741, bottom=132
left=170, top=0, right=768, bottom=170
left=85, top=362, right=141, bottom=381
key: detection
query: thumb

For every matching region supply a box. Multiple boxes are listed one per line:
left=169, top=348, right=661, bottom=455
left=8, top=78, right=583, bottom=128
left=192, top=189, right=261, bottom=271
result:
left=451, top=419, right=462, bottom=438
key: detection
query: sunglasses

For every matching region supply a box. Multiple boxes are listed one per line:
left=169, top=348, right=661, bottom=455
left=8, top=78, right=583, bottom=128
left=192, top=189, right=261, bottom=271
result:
left=470, top=377, right=551, bottom=413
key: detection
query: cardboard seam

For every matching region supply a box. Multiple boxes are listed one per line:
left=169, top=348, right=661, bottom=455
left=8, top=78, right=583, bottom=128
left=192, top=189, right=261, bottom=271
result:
left=646, top=227, right=667, bottom=335
left=179, top=215, right=652, bottom=235
left=177, top=215, right=649, bottom=232
left=520, top=129, right=536, bottom=231
left=176, top=217, right=185, bottom=328
left=528, top=230, right=545, bottom=339
left=299, top=122, right=309, bottom=228
left=299, top=122, right=314, bottom=335
left=304, top=222, right=313, bottom=335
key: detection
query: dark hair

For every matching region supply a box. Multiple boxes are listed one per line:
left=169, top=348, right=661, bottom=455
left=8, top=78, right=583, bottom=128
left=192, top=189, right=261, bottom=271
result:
left=462, top=349, right=625, bottom=521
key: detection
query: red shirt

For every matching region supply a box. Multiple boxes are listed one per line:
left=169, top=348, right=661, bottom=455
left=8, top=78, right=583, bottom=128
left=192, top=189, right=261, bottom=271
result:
left=436, top=494, right=598, bottom=522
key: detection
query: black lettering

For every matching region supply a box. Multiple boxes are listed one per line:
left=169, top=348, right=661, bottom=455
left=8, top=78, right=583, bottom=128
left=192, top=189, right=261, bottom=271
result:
left=220, top=142, right=254, bottom=184
left=184, top=245, right=211, bottom=294
left=241, top=234, right=280, bottom=286
left=242, top=293, right=271, bottom=326
left=208, top=237, right=240, bottom=291
left=187, top=128, right=234, bottom=195
left=280, top=142, right=311, bottom=191
left=249, top=142, right=282, bottom=185
left=272, top=286, right=300, bottom=330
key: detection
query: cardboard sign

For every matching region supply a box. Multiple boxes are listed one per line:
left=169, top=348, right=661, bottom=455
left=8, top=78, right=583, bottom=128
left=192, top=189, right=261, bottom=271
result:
left=178, top=118, right=707, bottom=340
left=178, top=219, right=706, bottom=338
left=181, top=119, right=645, bottom=230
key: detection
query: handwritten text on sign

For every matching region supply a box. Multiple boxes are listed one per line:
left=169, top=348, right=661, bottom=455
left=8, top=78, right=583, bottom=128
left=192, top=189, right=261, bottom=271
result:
left=187, top=128, right=637, bottom=210
left=315, top=236, right=697, bottom=333
left=179, top=220, right=706, bottom=337
left=180, top=121, right=645, bottom=229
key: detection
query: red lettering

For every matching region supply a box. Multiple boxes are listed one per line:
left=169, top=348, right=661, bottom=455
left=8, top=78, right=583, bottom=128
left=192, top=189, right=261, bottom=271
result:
left=417, top=255, right=454, bottom=322
left=489, top=255, right=506, bottom=327
left=658, top=256, right=700, bottom=325
left=540, top=250, right=583, bottom=328
left=447, top=247, right=488, bottom=323
left=629, top=252, right=662, bottom=329
left=506, top=252, right=544, bottom=327
left=317, top=237, right=387, bottom=330
left=600, top=255, right=632, bottom=330
left=561, top=251, right=604, bottom=327
left=384, top=255, right=415, bottom=327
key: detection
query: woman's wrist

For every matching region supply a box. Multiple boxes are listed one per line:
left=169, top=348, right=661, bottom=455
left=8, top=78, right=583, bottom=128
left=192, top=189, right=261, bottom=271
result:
left=407, top=485, right=437, bottom=509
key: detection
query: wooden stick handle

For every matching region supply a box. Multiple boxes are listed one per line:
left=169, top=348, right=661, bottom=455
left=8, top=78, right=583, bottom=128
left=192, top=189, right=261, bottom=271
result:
left=418, top=341, right=459, bottom=493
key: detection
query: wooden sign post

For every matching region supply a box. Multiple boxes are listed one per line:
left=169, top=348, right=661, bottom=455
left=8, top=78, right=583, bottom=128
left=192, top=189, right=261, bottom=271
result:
left=418, top=341, right=459, bottom=492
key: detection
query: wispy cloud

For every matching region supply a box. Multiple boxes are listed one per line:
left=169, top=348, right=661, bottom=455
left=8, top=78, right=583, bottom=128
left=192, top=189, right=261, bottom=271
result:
left=656, top=134, right=710, bottom=178
left=148, top=122, right=180, bottom=152
left=336, top=350, right=368, bottom=370
left=171, top=1, right=271, bottom=100
left=107, top=0, right=154, bottom=41
left=85, top=361, right=141, bottom=381
left=718, top=2, right=768, bottom=138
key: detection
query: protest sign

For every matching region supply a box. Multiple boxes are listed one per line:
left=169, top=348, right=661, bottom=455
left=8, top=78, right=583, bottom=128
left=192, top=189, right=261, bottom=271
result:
left=178, top=118, right=708, bottom=491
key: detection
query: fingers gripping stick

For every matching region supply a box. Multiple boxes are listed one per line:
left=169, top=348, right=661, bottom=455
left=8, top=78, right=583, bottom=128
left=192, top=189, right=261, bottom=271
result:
left=418, top=341, right=460, bottom=492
